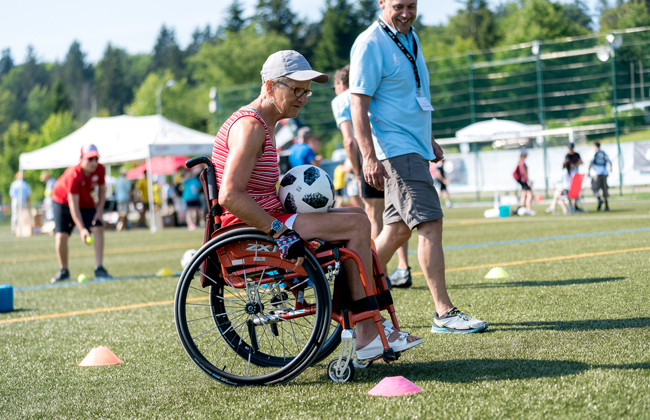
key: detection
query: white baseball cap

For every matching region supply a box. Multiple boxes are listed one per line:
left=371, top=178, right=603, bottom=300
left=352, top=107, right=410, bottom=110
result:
left=261, top=50, right=329, bottom=84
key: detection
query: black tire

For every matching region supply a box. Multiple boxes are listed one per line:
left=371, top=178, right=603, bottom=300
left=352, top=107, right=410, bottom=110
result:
left=174, top=230, right=331, bottom=386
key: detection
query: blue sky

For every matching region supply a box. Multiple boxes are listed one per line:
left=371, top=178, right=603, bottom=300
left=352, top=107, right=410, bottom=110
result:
left=0, top=0, right=602, bottom=64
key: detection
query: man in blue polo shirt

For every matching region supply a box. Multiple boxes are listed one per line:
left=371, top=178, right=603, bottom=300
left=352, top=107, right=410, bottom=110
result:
left=350, top=0, right=487, bottom=333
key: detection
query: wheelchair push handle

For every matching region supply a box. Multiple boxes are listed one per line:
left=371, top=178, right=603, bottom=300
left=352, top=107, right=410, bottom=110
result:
left=185, top=157, right=218, bottom=201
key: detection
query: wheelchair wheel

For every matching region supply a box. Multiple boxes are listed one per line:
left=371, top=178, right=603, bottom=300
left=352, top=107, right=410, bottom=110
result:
left=174, top=230, right=332, bottom=386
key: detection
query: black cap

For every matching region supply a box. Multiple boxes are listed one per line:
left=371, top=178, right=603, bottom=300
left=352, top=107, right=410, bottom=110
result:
left=568, top=142, right=575, bottom=149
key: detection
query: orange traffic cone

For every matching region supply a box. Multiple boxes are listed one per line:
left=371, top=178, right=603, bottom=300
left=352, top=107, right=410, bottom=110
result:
left=78, top=346, right=123, bottom=367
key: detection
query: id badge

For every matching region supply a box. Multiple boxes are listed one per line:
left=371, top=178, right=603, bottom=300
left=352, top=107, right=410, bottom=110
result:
left=416, top=95, right=434, bottom=111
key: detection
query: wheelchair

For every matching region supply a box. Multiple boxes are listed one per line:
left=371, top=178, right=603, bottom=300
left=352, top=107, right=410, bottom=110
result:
left=174, top=157, right=402, bottom=386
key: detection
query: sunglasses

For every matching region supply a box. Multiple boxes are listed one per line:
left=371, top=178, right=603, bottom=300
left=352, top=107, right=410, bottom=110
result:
left=275, top=81, right=314, bottom=99
left=87, top=156, right=99, bottom=162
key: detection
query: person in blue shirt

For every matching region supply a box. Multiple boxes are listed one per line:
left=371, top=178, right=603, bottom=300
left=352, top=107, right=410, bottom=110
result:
left=40, top=171, right=57, bottom=222
left=350, top=0, right=486, bottom=334
left=114, top=168, right=132, bottom=231
left=182, top=172, right=202, bottom=231
left=9, top=172, right=31, bottom=235
left=588, top=142, right=612, bottom=211
left=288, top=126, right=323, bottom=168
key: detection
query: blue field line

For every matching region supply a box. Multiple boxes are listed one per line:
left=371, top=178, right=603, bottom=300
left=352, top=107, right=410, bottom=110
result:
left=14, top=272, right=182, bottom=292
left=424, top=227, right=650, bottom=253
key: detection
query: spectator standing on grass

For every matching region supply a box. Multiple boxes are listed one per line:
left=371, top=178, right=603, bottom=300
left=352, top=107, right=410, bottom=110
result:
left=9, top=172, right=31, bottom=234
left=545, top=160, right=572, bottom=215
left=288, top=126, right=323, bottom=168
left=331, top=63, right=412, bottom=288
left=432, top=161, right=452, bottom=208
left=182, top=172, right=202, bottom=231
left=350, top=0, right=487, bottom=332
left=114, top=167, right=132, bottom=231
left=565, top=142, right=583, bottom=174
left=513, top=148, right=535, bottom=215
left=50, top=144, right=112, bottom=283
left=588, top=142, right=612, bottom=212
left=40, top=171, right=56, bottom=221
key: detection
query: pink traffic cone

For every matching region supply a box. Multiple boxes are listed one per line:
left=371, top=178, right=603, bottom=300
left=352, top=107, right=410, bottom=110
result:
left=367, top=376, right=422, bottom=397
left=78, top=346, right=123, bottom=366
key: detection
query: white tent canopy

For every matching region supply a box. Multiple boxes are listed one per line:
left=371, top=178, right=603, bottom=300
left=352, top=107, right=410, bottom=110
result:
left=19, top=115, right=215, bottom=232
left=19, top=115, right=215, bottom=170
left=455, top=118, right=536, bottom=142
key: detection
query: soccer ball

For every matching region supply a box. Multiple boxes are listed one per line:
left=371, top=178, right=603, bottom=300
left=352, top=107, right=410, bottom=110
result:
left=181, top=249, right=197, bottom=269
left=278, top=165, right=335, bottom=214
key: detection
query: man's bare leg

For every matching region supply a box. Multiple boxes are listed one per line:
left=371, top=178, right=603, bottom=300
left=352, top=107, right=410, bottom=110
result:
left=91, top=225, right=104, bottom=267
left=55, top=232, right=69, bottom=269
left=416, top=219, right=454, bottom=316
left=362, top=197, right=384, bottom=240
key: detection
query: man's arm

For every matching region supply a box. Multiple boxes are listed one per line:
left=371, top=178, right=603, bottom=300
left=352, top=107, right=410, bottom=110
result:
left=340, top=120, right=362, bottom=179
left=94, top=185, right=106, bottom=224
left=351, top=93, right=389, bottom=190
left=67, top=193, right=91, bottom=242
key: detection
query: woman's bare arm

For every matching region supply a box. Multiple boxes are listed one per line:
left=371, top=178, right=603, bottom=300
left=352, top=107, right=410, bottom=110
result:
left=218, top=117, right=281, bottom=235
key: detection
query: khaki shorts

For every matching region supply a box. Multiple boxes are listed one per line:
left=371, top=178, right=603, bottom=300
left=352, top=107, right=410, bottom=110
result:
left=382, top=153, right=444, bottom=229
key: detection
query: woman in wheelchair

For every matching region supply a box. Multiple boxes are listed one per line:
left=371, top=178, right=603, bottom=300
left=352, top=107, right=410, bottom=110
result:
left=215, top=51, right=421, bottom=360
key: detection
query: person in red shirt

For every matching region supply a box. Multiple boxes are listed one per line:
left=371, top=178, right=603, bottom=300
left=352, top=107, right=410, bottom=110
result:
left=50, top=144, right=112, bottom=283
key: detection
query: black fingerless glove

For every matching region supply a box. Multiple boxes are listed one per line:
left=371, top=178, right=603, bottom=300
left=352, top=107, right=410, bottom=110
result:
left=276, top=230, right=305, bottom=260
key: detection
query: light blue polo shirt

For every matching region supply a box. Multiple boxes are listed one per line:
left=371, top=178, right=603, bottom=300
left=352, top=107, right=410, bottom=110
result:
left=331, top=89, right=352, bottom=129
left=9, top=179, right=31, bottom=201
left=349, top=17, right=433, bottom=161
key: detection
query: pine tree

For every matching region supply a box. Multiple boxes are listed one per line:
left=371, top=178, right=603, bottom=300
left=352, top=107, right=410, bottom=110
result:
left=60, top=41, right=94, bottom=120
left=313, top=0, right=361, bottom=73
left=0, top=49, right=13, bottom=81
left=95, top=44, right=132, bottom=115
left=564, top=0, right=593, bottom=31
left=187, top=25, right=213, bottom=57
left=448, top=0, right=499, bottom=50
left=50, top=80, right=72, bottom=114
left=150, top=25, right=185, bottom=78
left=254, top=0, right=301, bottom=46
left=225, top=0, right=247, bottom=33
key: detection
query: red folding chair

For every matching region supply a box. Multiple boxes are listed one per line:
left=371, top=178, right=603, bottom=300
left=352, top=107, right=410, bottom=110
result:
left=567, top=173, right=588, bottom=214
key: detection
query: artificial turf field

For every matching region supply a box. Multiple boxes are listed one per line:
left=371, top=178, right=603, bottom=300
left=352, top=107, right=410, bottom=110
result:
left=1, top=198, right=649, bottom=419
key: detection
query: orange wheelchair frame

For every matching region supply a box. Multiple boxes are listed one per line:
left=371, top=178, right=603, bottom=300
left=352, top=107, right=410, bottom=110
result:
left=173, top=157, right=402, bottom=385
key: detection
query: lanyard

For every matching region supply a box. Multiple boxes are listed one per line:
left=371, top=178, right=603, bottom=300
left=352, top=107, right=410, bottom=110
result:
left=377, top=18, right=421, bottom=94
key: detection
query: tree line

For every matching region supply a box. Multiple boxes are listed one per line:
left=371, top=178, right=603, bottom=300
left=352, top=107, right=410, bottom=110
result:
left=1, top=0, right=649, bottom=201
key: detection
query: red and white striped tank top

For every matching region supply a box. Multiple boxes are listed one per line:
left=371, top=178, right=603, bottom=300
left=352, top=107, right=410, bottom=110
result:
left=212, top=107, right=284, bottom=225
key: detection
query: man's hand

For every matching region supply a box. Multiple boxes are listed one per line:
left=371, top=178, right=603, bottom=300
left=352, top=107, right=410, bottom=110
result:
left=363, top=156, right=390, bottom=191
left=92, top=210, right=103, bottom=225
left=432, top=139, right=444, bottom=163
left=80, top=228, right=91, bottom=243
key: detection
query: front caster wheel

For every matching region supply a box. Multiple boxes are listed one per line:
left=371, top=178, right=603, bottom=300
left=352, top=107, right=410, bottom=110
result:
left=327, top=358, right=355, bottom=383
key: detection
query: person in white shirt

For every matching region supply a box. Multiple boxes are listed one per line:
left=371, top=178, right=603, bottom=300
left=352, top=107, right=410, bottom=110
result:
left=9, top=172, right=31, bottom=234
left=545, top=160, right=572, bottom=215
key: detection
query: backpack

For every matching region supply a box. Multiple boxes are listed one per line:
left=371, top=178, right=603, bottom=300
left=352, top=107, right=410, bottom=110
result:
left=513, top=166, right=521, bottom=181
left=593, top=150, right=607, bottom=166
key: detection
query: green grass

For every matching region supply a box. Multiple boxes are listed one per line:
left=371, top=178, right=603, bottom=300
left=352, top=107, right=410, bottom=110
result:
left=1, top=200, right=650, bottom=419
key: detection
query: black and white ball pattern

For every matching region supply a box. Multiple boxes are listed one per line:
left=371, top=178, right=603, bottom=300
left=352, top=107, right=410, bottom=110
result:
left=278, top=165, right=335, bottom=214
